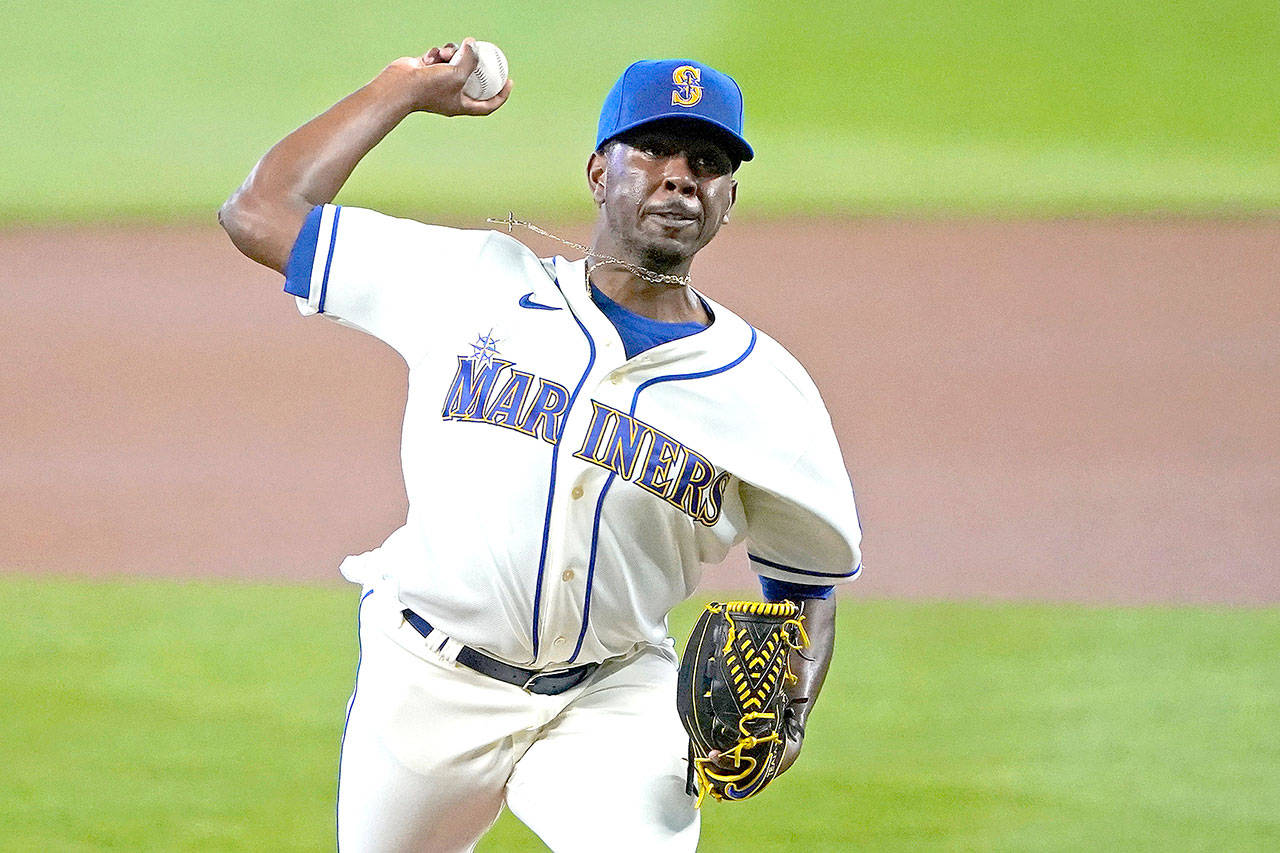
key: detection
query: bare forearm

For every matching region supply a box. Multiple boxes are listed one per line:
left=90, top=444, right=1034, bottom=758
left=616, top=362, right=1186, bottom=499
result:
left=789, top=595, right=836, bottom=728
left=703, top=594, right=836, bottom=779
left=219, top=72, right=414, bottom=271
left=218, top=40, right=512, bottom=273
left=265, top=75, right=416, bottom=208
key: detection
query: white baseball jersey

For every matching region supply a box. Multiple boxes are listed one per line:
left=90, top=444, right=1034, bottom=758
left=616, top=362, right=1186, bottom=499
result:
left=289, top=204, right=862, bottom=669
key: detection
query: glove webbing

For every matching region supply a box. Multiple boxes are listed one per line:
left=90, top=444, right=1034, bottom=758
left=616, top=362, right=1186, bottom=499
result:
left=683, top=601, right=809, bottom=806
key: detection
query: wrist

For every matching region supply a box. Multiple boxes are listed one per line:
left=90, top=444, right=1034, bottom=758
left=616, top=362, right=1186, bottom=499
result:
left=368, top=63, right=430, bottom=119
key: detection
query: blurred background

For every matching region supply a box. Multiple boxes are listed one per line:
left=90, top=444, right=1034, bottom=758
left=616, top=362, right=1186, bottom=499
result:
left=2, top=1, right=1276, bottom=850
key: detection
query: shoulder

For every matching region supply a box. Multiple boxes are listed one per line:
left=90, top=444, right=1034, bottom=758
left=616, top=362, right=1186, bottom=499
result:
left=476, top=228, right=544, bottom=267
left=705, top=301, right=826, bottom=411
left=744, top=329, right=827, bottom=408
left=334, top=206, right=539, bottom=264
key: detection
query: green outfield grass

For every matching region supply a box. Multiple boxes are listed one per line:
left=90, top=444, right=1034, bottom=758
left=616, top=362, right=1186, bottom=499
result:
left=1, top=1, right=1277, bottom=223
left=1, top=575, right=1277, bottom=851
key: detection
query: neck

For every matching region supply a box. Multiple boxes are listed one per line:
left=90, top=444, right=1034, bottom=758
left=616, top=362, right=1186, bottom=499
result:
left=588, top=222, right=707, bottom=324
left=588, top=262, right=708, bottom=324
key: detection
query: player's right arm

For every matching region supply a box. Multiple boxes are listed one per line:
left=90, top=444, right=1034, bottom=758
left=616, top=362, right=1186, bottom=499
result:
left=218, top=39, right=512, bottom=273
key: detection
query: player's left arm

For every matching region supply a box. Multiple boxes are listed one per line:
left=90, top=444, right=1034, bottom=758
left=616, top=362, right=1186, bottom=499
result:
left=703, top=591, right=834, bottom=777
left=777, top=594, right=835, bottom=774
left=718, top=390, right=860, bottom=779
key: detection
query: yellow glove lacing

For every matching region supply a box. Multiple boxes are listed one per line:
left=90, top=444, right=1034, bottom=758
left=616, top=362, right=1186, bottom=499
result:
left=691, top=601, right=810, bottom=807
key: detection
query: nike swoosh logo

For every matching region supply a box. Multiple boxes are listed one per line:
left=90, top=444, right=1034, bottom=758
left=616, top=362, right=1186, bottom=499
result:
left=519, top=293, right=561, bottom=311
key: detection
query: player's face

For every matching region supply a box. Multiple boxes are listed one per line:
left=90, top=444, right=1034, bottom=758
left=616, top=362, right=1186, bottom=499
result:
left=590, top=122, right=738, bottom=269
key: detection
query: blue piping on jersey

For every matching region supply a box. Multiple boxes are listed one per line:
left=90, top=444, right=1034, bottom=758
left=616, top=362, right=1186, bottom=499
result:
left=529, top=271, right=597, bottom=660
left=570, top=467, right=619, bottom=662
left=318, top=206, right=342, bottom=314
left=568, top=326, right=759, bottom=663
left=335, top=586, right=374, bottom=851
left=626, top=326, right=758, bottom=410
left=749, top=552, right=862, bottom=579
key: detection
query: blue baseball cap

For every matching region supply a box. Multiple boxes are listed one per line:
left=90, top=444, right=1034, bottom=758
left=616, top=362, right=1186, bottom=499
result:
left=596, top=59, right=754, bottom=164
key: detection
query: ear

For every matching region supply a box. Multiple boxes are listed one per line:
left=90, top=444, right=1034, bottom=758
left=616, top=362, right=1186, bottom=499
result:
left=586, top=151, right=608, bottom=206
left=721, top=179, right=738, bottom=224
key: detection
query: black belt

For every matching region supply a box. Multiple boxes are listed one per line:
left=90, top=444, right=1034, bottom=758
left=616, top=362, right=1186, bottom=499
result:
left=401, top=609, right=598, bottom=696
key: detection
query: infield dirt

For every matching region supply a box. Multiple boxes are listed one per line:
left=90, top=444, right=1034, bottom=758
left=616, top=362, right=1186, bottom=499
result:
left=2, top=220, right=1275, bottom=603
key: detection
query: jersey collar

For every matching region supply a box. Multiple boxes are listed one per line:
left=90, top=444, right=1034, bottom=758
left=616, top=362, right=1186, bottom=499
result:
left=552, top=255, right=754, bottom=375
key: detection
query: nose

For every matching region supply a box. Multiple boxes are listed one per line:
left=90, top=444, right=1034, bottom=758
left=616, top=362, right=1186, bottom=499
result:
left=662, top=155, right=698, bottom=196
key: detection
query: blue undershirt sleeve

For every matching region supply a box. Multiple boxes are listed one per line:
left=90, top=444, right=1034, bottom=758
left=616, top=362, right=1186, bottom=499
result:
left=760, top=576, right=835, bottom=601
left=283, top=205, right=325, bottom=298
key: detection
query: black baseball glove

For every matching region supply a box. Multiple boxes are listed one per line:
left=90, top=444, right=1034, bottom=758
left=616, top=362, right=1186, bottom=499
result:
left=676, top=600, right=809, bottom=805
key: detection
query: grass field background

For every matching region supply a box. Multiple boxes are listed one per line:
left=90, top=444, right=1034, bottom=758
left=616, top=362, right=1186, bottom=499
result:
left=2, top=0, right=1278, bottom=223
left=4, top=3, right=1276, bottom=850
left=3, top=574, right=1277, bottom=851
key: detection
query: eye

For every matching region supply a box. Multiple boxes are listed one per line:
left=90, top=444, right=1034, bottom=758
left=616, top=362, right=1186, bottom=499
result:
left=630, top=137, right=673, bottom=158
left=693, top=152, right=731, bottom=177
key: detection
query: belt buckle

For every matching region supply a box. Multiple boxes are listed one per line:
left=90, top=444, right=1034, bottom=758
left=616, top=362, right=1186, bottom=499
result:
left=523, top=669, right=574, bottom=695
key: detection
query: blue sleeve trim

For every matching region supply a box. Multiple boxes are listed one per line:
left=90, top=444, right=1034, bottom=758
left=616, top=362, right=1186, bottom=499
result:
left=283, top=205, right=324, bottom=299
left=760, top=576, right=834, bottom=601
left=749, top=552, right=861, bottom=579
left=317, top=206, right=342, bottom=314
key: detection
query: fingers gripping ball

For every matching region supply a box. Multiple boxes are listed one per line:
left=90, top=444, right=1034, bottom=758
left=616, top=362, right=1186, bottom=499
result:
left=676, top=600, right=809, bottom=806
left=450, top=40, right=508, bottom=100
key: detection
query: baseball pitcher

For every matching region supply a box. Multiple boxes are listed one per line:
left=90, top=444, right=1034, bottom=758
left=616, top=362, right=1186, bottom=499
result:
left=219, top=38, right=862, bottom=852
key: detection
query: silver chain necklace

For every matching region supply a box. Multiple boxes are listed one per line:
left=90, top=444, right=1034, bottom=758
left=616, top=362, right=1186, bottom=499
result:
left=486, top=212, right=692, bottom=290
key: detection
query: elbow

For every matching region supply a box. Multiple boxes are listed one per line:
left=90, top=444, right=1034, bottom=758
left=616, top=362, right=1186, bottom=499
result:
left=219, top=190, right=276, bottom=270
left=218, top=187, right=299, bottom=274
left=217, top=191, right=241, bottom=234
left=217, top=193, right=249, bottom=248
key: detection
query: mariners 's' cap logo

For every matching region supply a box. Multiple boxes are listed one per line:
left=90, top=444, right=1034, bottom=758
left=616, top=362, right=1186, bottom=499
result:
left=671, top=65, right=702, bottom=107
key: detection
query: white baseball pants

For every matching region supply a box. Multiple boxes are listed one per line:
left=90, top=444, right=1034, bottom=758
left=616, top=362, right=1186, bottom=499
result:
left=336, top=585, right=699, bottom=852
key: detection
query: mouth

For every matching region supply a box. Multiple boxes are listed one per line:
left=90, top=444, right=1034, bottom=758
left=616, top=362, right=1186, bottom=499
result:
left=644, top=208, right=700, bottom=229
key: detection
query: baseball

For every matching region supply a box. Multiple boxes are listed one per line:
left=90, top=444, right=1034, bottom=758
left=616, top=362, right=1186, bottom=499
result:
left=450, top=40, right=508, bottom=101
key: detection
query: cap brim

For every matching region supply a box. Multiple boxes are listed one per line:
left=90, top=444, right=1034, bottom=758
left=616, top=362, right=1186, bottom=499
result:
left=601, top=112, right=754, bottom=163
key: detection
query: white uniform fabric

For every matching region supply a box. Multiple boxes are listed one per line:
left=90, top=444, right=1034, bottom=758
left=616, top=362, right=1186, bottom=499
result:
left=295, top=204, right=862, bottom=670
left=338, top=582, right=697, bottom=853
left=292, top=203, right=862, bottom=851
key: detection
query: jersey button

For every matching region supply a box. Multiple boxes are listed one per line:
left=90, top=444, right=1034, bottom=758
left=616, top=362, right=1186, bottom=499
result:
left=609, top=372, right=623, bottom=384
left=570, top=485, right=584, bottom=500
left=552, top=636, right=568, bottom=647
left=562, top=569, right=575, bottom=582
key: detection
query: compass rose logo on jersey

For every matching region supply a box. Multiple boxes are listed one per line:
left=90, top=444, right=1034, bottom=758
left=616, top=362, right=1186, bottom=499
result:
left=671, top=65, right=702, bottom=107
left=469, top=329, right=502, bottom=368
